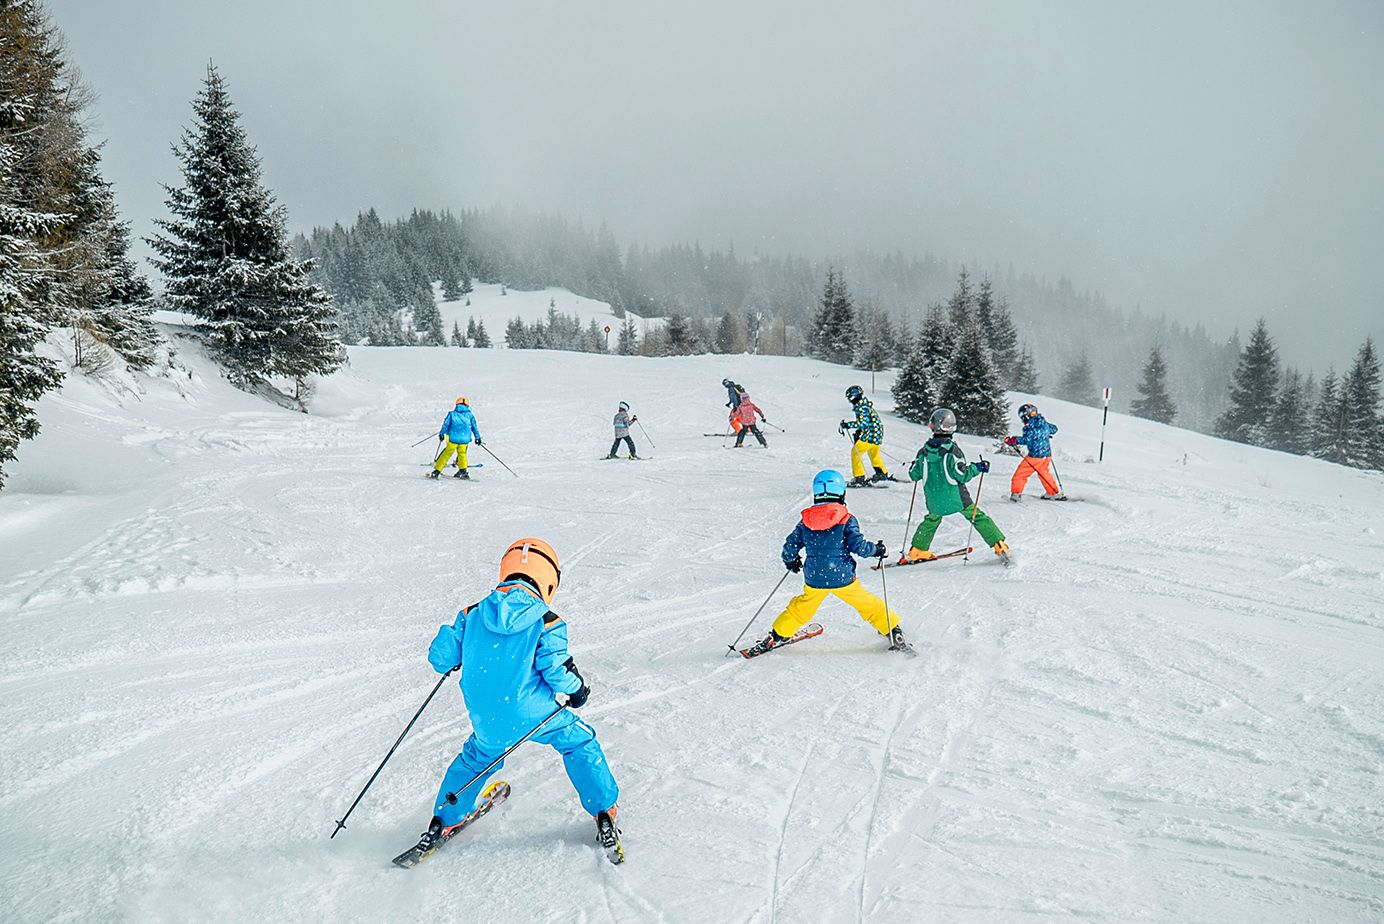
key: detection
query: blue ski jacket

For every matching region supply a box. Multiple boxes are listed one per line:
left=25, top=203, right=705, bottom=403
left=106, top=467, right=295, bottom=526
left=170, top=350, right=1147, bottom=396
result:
left=851, top=399, right=884, bottom=445
left=428, top=580, right=581, bottom=746
left=439, top=406, right=481, bottom=444
left=782, top=503, right=878, bottom=589
left=1016, top=414, right=1058, bottom=458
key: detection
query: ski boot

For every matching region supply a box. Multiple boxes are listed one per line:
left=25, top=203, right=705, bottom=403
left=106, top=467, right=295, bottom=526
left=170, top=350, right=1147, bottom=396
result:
left=426, top=470, right=441, bottom=480
left=905, top=547, right=936, bottom=562
left=992, top=539, right=1011, bottom=566
left=628, top=454, right=640, bottom=460
left=870, top=468, right=897, bottom=483
left=596, top=808, right=624, bottom=865
left=454, top=468, right=470, bottom=479
left=743, top=630, right=789, bottom=657
left=410, top=816, right=447, bottom=857
left=1009, top=492, right=1022, bottom=502
left=847, top=475, right=871, bottom=489
left=604, top=453, right=617, bottom=459
left=1040, top=492, right=1067, bottom=501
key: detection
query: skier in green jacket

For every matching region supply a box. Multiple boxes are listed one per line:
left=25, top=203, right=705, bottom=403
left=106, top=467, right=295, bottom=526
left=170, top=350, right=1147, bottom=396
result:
left=903, top=408, right=1010, bottom=563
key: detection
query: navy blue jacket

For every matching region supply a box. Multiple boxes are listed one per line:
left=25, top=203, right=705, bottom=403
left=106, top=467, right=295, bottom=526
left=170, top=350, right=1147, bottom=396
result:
left=781, top=503, right=877, bottom=589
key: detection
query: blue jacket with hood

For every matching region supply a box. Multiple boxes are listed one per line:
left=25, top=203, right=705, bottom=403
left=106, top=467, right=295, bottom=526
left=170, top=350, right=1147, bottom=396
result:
left=1016, top=414, right=1058, bottom=458
left=428, top=580, right=581, bottom=746
left=439, top=405, right=481, bottom=444
left=781, top=502, right=878, bottom=589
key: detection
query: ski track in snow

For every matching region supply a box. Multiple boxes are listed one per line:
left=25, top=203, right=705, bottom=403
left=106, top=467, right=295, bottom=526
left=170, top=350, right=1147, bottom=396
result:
left=2, top=340, right=1384, bottom=923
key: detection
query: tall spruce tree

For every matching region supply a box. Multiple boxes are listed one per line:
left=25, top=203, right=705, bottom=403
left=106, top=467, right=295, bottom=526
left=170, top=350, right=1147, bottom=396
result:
left=1130, top=345, right=1177, bottom=424
left=1214, top=319, right=1279, bottom=446
left=1339, top=338, right=1382, bottom=469
left=1273, top=368, right=1312, bottom=454
left=473, top=319, right=491, bottom=348
left=149, top=64, right=342, bottom=390
left=0, top=110, right=64, bottom=489
left=1058, top=351, right=1097, bottom=407
left=920, top=303, right=957, bottom=403
left=1311, top=370, right=1347, bottom=463
left=810, top=269, right=856, bottom=364
left=977, top=278, right=1020, bottom=384
left=853, top=305, right=895, bottom=370
left=450, top=320, right=464, bottom=347
left=890, top=332, right=935, bottom=424
left=946, top=269, right=975, bottom=328
left=617, top=317, right=638, bottom=355
left=941, top=321, right=1009, bottom=437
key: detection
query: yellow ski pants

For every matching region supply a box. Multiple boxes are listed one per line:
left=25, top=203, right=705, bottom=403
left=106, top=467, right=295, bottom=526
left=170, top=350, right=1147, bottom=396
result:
left=434, top=440, right=470, bottom=472
left=850, top=440, right=887, bottom=478
left=772, top=579, right=898, bottom=638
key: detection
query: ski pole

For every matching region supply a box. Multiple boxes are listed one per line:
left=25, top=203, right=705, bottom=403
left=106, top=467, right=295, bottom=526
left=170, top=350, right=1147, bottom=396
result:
left=443, top=704, right=568, bottom=805
left=411, top=434, right=437, bottom=448
left=724, top=570, right=792, bottom=656
left=431, top=441, right=447, bottom=467
left=899, top=480, right=919, bottom=563
left=762, top=420, right=786, bottom=433
left=636, top=419, right=655, bottom=449
left=331, top=665, right=457, bottom=839
left=477, top=441, right=519, bottom=478
left=878, top=547, right=894, bottom=633
left=963, top=465, right=986, bottom=564
left=1048, top=457, right=1066, bottom=495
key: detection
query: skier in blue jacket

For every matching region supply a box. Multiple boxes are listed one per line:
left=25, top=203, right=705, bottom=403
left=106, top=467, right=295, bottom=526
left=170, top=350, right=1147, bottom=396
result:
left=743, top=470, right=908, bottom=656
left=1004, top=403, right=1063, bottom=499
left=410, top=538, right=622, bottom=860
left=430, top=396, right=482, bottom=479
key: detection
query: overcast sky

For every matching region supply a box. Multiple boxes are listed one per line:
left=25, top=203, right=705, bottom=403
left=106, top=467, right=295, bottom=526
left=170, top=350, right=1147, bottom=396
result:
left=52, top=0, right=1383, bottom=369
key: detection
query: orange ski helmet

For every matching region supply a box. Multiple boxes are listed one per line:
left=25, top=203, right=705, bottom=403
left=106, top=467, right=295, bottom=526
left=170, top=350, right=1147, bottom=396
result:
left=455, top=396, right=470, bottom=406
left=500, top=538, right=561, bottom=603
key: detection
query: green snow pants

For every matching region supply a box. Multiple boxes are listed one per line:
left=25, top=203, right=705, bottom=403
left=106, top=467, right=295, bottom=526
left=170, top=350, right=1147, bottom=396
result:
left=910, top=506, right=1004, bottom=551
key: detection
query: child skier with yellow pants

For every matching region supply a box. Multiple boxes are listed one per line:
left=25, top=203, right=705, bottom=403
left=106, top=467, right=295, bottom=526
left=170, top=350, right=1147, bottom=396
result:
left=744, top=469, right=910, bottom=656
left=904, top=408, right=1010, bottom=564
left=430, top=396, right=481, bottom=479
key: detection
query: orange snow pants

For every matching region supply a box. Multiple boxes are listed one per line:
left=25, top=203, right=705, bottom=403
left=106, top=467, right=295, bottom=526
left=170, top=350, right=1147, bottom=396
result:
left=1011, top=455, right=1059, bottom=495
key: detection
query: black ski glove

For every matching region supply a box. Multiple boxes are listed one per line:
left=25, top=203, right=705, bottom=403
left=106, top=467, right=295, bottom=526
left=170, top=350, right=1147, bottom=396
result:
left=475, top=437, right=483, bottom=446
left=975, top=459, right=990, bottom=473
left=786, top=558, right=803, bottom=573
left=874, top=541, right=887, bottom=558
left=564, top=657, right=591, bottom=708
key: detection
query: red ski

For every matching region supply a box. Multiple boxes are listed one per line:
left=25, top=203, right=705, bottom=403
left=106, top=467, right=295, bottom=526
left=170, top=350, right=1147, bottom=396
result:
left=872, top=547, right=971, bottom=570
left=738, top=623, right=824, bottom=659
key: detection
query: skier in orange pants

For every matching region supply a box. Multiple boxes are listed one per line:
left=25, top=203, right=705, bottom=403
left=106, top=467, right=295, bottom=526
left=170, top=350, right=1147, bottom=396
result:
left=1005, top=404, right=1064, bottom=500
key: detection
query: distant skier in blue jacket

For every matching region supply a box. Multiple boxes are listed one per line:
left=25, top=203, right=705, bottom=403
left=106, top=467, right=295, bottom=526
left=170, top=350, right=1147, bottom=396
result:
left=430, top=396, right=481, bottom=480
left=1004, top=403, right=1063, bottom=499
left=743, top=470, right=908, bottom=656
left=408, top=538, right=623, bottom=861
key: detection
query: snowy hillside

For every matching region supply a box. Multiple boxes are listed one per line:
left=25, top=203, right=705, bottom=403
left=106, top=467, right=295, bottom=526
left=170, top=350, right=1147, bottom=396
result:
left=435, top=282, right=665, bottom=347
left=2, top=340, right=1382, bottom=923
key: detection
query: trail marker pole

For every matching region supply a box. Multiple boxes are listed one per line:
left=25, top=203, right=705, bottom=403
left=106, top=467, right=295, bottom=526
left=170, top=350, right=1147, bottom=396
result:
left=1099, top=386, right=1111, bottom=462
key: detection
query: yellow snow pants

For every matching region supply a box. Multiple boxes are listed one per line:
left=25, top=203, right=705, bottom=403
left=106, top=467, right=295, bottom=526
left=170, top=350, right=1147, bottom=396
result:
left=434, top=440, right=470, bottom=473
left=850, top=440, right=887, bottom=478
left=772, top=579, right=898, bottom=638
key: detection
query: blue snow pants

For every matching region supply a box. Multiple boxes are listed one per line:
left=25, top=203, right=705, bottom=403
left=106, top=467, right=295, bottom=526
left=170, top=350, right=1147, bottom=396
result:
left=432, top=710, right=619, bottom=826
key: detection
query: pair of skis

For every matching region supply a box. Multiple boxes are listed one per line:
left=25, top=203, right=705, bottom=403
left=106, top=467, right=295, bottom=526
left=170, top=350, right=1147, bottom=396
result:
left=391, top=780, right=624, bottom=869
left=736, top=622, right=916, bottom=659
left=871, top=546, right=971, bottom=569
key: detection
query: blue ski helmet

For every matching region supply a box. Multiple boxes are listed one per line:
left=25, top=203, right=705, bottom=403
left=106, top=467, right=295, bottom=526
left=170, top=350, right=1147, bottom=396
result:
left=1018, top=403, right=1038, bottom=422
left=812, top=469, right=848, bottom=502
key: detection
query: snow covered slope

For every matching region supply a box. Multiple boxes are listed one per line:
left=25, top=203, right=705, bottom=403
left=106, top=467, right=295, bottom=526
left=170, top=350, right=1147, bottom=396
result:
left=435, top=282, right=664, bottom=346
left=2, top=341, right=1382, bottom=923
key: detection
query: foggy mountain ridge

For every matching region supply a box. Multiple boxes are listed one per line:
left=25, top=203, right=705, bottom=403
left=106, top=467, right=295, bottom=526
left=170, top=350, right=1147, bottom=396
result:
left=295, top=204, right=1242, bottom=430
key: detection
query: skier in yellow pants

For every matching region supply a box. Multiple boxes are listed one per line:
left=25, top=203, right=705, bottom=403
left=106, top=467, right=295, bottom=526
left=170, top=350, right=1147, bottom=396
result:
left=840, top=385, right=897, bottom=487
left=743, top=469, right=909, bottom=656
left=429, top=396, right=482, bottom=480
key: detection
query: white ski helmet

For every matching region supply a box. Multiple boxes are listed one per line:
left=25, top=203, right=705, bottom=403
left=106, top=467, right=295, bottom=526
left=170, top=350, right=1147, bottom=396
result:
left=929, top=407, right=957, bottom=435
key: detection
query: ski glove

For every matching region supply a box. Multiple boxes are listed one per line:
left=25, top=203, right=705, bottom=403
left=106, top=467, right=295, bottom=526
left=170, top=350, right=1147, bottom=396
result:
left=475, top=437, right=483, bottom=446
left=975, top=459, right=990, bottom=473
left=1003, top=436, right=1018, bottom=447
left=563, top=657, right=591, bottom=708
left=786, top=558, right=803, bottom=573
left=874, top=541, right=887, bottom=558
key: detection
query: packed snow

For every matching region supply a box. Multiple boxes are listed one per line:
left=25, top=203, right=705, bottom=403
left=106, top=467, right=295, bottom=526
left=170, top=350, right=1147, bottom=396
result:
left=435, top=282, right=665, bottom=347
left=2, top=324, right=1383, bottom=922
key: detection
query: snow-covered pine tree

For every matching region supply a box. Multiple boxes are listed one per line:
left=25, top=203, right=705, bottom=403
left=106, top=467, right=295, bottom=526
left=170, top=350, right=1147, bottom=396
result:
left=663, top=314, right=700, bottom=355
left=1214, top=319, right=1279, bottom=447
left=148, top=64, right=342, bottom=389
left=1058, top=352, right=1097, bottom=407
left=1273, top=368, right=1311, bottom=455
left=920, top=303, right=957, bottom=403
left=450, top=320, right=464, bottom=347
left=715, top=310, right=744, bottom=354
left=473, top=319, right=491, bottom=348
left=1013, top=345, right=1040, bottom=393
left=413, top=287, right=444, bottom=345
left=946, top=269, right=976, bottom=329
left=942, top=322, right=1008, bottom=437
left=1130, top=345, right=1177, bottom=424
left=1312, top=370, right=1347, bottom=464
left=890, top=331, right=935, bottom=423
left=617, top=317, right=638, bottom=355
left=852, top=305, right=895, bottom=370
left=0, top=115, right=64, bottom=489
left=87, top=217, right=160, bottom=369
left=810, top=269, right=856, bottom=364
left=1339, top=338, right=1381, bottom=469
left=976, top=279, right=1020, bottom=384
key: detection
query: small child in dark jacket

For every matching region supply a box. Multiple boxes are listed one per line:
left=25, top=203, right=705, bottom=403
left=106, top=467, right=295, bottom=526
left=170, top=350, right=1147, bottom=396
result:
left=744, top=469, right=908, bottom=656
